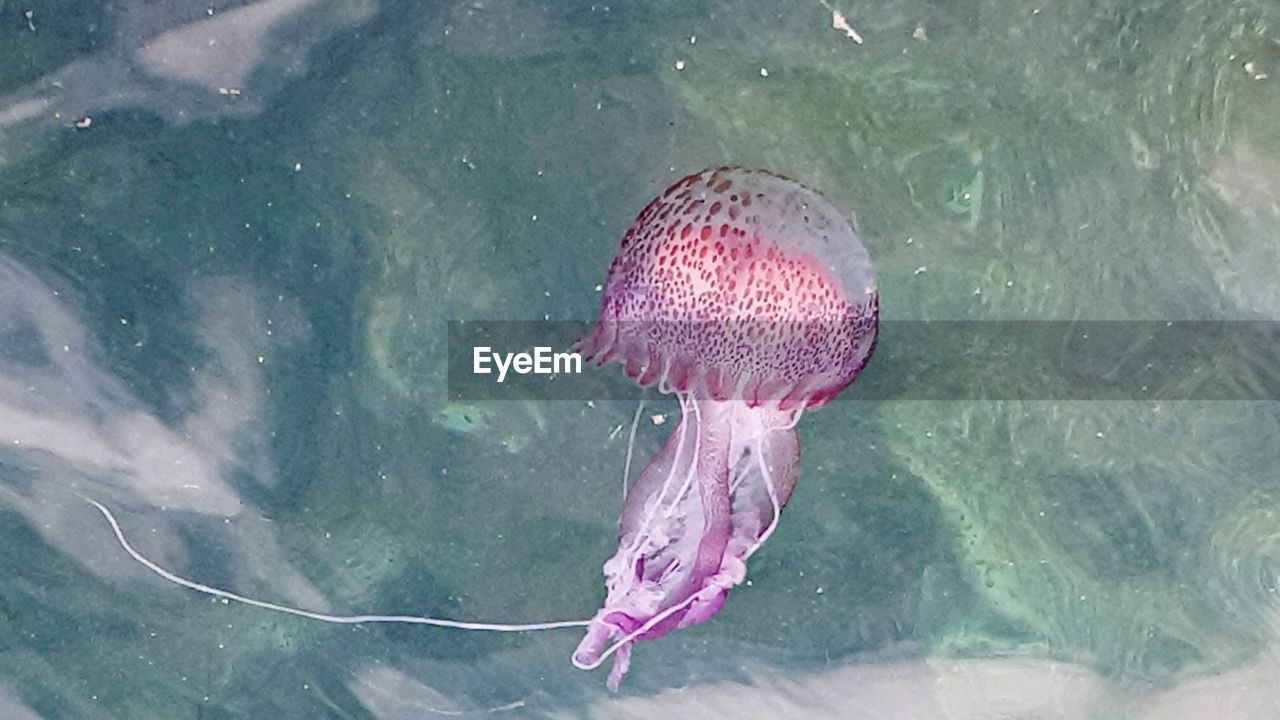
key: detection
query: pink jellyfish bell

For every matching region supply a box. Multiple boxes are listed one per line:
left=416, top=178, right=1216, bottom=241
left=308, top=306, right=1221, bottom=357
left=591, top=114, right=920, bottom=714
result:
left=573, top=167, right=878, bottom=688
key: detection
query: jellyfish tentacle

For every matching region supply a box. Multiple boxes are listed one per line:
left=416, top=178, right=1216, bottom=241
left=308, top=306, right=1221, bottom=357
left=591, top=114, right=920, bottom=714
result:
left=616, top=391, right=696, bottom=554
left=87, top=498, right=590, bottom=631
left=744, top=419, right=801, bottom=561
left=621, top=398, right=645, bottom=499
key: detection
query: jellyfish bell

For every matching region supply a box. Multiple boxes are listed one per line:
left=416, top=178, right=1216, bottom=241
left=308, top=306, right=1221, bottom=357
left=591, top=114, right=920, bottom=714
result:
left=572, top=167, right=878, bottom=687
left=578, top=166, right=877, bottom=408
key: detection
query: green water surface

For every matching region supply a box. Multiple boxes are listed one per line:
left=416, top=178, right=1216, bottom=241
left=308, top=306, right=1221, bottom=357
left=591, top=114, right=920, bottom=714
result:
left=1, top=1, right=1278, bottom=718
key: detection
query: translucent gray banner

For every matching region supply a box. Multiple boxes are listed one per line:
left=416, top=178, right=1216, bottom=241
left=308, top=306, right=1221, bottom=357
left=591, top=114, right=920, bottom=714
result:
left=446, top=321, right=1280, bottom=401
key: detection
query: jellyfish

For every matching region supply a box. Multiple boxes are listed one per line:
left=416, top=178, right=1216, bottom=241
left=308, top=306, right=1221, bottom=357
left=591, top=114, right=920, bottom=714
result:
left=84, top=166, right=876, bottom=692
left=571, top=167, right=878, bottom=688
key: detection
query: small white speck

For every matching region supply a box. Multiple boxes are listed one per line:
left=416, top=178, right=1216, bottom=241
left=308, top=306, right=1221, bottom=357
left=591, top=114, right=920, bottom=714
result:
left=651, top=413, right=667, bottom=426
left=531, top=213, right=538, bottom=221
left=675, top=59, right=686, bottom=71
left=594, top=283, right=604, bottom=292
left=293, top=162, right=302, bottom=172
left=257, top=356, right=265, bottom=364
left=914, top=266, right=927, bottom=275
left=973, top=287, right=982, bottom=295
left=689, top=35, right=697, bottom=44
left=1006, top=280, right=1014, bottom=287
left=759, top=67, right=769, bottom=77
left=1096, top=431, right=1104, bottom=438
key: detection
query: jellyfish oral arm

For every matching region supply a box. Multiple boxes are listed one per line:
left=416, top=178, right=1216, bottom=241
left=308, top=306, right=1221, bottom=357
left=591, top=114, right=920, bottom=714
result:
left=673, top=398, right=735, bottom=628
left=572, top=398, right=801, bottom=688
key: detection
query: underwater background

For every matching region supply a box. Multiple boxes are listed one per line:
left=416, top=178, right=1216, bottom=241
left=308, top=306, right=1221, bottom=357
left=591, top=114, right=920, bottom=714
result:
left=1, top=0, right=1279, bottom=717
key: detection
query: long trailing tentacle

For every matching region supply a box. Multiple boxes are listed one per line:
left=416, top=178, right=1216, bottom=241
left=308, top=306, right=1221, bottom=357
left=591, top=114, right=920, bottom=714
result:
left=621, top=397, right=645, bottom=500
left=744, top=433, right=783, bottom=561
left=743, top=407, right=801, bottom=559
left=86, top=497, right=589, bottom=632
